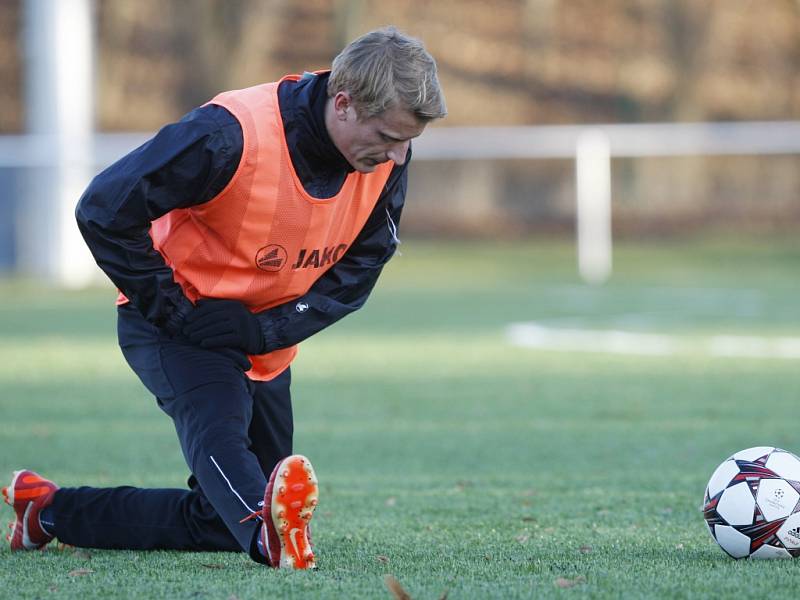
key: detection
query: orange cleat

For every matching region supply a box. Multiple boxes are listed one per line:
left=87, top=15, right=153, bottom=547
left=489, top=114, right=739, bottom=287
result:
left=2, top=469, right=58, bottom=551
left=262, top=455, right=318, bottom=569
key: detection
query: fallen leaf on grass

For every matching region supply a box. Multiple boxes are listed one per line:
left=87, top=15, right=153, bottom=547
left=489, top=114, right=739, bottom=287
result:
left=202, top=563, right=225, bottom=569
left=453, top=480, right=473, bottom=492
left=555, top=576, right=586, bottom=589
left=515, top=533, right=530, bottom=544
left=68, top=568, right=94, bottom=577
left=438, top=591, right=449, bottom=600
left=385, top=497, right=397, bottom=507
left=376, top=555, right=390, bottom=564
left=579, top=545, right=593, bottom=554
left=384, top=575, right=412, bottom=600
left=521, top=516, right=535, bottom=522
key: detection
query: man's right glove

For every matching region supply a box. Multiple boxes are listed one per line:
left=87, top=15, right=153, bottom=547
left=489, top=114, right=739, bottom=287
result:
left=182, top=299, right=266, bottom=355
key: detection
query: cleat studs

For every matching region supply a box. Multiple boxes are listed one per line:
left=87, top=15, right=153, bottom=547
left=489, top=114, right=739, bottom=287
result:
left=278, top=486, right=286, bottom=495
left=282, top=470, right=289, bottom=478
left=278, top=510, right=285, bottom=518
left=310, top=498, right=318, bottom=506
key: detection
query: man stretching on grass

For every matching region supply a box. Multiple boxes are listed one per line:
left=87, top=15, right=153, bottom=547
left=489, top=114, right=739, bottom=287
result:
left=3, top=27, right=445, bottom=569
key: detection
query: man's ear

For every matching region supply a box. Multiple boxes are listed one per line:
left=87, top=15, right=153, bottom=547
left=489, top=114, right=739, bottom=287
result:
left=333, top=91, right=353, bottom=121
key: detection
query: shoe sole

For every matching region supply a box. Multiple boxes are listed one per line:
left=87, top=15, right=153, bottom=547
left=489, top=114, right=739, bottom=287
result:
left=269, top=455, right=318, bottom=569
left=2, top=470, right=23, bottom=505
left=3, top=470, right=27, bottom=550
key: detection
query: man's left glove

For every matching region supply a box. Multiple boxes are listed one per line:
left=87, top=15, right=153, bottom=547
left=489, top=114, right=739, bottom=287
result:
left=183, top=299, right=266, bottom=355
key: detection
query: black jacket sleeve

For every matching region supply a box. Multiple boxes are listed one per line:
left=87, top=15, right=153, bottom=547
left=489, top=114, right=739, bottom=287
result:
left=255, top=159, right=408, bottom=352
left=75, top=105, right=242, bottom=332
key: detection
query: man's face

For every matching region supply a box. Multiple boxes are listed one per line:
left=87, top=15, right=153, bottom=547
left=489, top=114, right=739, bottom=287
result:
left=328, top=93, right=427, bottom=173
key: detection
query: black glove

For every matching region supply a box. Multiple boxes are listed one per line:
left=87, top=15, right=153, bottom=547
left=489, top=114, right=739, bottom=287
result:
left=183, top=299, right=266, bottom=355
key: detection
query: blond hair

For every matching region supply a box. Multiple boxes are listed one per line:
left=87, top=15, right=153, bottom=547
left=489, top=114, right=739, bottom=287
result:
left=327, top=26, right=446, bottom=121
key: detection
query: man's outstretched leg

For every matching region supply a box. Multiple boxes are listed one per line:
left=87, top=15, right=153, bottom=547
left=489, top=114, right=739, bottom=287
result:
left=3, top=336, right=319, bottom=567
left=25, top=482, right=242, bottom=553
left=3, top=457, right=319, bottom=569
left=3, top=460, right=319, bottom=569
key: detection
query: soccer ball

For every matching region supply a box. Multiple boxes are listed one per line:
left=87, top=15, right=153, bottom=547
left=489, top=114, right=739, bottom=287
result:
left=703, top=446, right=800, bottom=559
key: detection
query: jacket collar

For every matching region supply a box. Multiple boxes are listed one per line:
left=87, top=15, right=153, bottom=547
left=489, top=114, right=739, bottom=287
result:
left=278, top=71, right=354, bottom=179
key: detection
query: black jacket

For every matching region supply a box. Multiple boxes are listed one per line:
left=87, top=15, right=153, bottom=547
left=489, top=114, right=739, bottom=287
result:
left=76, top=72, right=407, bottom=353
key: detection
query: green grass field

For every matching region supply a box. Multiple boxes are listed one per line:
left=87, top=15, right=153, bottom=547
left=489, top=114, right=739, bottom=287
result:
left=1, top=237, right=799, bottom=599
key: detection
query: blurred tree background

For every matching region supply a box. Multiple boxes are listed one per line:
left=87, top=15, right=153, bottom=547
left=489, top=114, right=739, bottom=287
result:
left=1, top=0, right=799, bottom=237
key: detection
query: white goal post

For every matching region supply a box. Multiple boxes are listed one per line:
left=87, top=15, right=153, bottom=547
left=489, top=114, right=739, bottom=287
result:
left=413, top=121, right=800, bottom=284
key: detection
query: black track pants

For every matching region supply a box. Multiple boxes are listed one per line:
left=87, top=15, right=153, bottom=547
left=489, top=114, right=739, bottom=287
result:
left=50, top=304, right=293, bottom=562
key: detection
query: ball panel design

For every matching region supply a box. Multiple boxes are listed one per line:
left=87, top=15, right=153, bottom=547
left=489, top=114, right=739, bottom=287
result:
left=717, top=482, right=756, bottom=526
left=765, top=451, right=800, bottom=482
left=756, top=478, right=800, bottom=521
left=707, top=459, right=740, bottom=499
left=732, top=446, right=775, bottom=462
left=776, top=513, right=800, bottom=549
left=714, top=525, right=751, bottom=559
left=750, top=544, right=792, bottom=559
